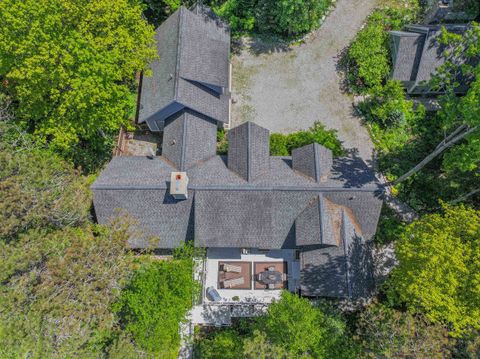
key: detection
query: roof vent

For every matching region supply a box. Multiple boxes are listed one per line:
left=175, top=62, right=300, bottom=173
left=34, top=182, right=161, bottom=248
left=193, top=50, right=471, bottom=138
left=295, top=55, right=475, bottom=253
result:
left=170, top=172, right=189, bottom=200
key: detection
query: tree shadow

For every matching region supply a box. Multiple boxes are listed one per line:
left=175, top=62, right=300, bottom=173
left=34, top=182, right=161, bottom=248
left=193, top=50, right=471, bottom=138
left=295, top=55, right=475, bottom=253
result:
left=231, top=35, right=293, bottom=57
left=300, top=234, right=375, bottom=299
left=331, top=150, right=380, bottom=189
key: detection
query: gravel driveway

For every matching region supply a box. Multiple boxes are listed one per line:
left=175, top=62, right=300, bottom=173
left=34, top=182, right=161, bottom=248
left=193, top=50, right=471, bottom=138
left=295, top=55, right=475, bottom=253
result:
left=230, top=0, right=378, bottom=162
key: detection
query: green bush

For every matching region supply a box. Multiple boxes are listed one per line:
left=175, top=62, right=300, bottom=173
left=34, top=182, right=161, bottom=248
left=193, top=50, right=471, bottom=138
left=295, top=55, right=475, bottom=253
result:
left=361, top=81, right=425, bottom=128
left=374, top=206, right=406, bottom=245
left=213, top=0, right=256, bottom=33
left=269, top=133, right=289, bottom=156
left=114, top=253, right=200, bottom=357
left=347, top=4, right=421, bottom=93
left=270, top=122, right=344, bottom=156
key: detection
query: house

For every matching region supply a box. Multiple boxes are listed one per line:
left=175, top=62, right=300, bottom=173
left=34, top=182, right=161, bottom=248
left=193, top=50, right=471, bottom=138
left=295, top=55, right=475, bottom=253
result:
left=390, top=24, right=471, bottom=95
left=423, top=0, right=479, bottom=24
left=92, top=6, right=383, bottom=302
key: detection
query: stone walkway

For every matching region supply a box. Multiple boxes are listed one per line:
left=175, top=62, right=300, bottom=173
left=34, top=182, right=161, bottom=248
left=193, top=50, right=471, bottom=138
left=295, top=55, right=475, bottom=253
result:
left=231, top=0, right=379, bottom=163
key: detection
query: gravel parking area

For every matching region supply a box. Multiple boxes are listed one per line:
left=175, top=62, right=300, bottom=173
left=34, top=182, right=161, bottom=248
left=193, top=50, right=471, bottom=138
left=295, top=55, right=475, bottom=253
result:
left=230, top=0, right=378, bottom=162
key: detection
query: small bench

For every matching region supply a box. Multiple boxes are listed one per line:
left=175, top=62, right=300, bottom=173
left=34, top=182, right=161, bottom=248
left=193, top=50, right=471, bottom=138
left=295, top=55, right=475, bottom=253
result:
left=222, top=276, right=245, bottom=288
left=222, top=263, right=242, bottom=273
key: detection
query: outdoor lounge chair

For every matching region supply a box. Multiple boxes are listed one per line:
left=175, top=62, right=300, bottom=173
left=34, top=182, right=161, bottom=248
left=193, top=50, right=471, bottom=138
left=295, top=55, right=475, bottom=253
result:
left=222, top=276, right=244, bottom=288
left=222, top=263, right=242, bottom=273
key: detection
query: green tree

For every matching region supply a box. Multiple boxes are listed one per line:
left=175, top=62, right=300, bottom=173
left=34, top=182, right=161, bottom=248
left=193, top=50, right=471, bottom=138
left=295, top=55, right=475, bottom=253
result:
left=114, top=249, right=200, bottom=357
left=256, top=0, right=331, bottom=36
left=0, top=122, right=91, bottom=241
left=242, top=330, right=288, bottom=359
left=196, top=330, right=243, bottom=359
left=355, top=303, right=452, bottom=358
left=386, top=204, right=480, bottom=335
left=0, top=222, right=135, bottom=358
left=214, top=0, right=257, bottom=33
left=254, top=292, right=357, bottom=358
left=0, top=0, right=156, bottom=169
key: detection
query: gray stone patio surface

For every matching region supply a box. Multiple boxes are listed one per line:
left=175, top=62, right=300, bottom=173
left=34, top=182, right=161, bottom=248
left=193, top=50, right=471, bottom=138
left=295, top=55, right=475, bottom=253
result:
left=230, top=0, right=378, bottom=162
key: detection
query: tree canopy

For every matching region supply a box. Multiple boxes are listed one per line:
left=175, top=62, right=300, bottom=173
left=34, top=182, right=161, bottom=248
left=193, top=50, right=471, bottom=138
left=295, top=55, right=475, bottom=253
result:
left=0, top=0, right=155, bottom=168
left=196, top=291, right=359, bottom=358
left=114, top=250, right=200, bottom=358
left=386, top=204, right=480, bottom=335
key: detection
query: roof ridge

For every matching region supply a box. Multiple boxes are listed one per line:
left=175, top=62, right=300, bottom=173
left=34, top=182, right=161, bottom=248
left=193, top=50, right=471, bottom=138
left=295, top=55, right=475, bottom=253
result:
left=173, top=7, right=185, bottom=101
left=313, top=143, right=321, bottom=182
left=341, top=209, right=353, bottom=298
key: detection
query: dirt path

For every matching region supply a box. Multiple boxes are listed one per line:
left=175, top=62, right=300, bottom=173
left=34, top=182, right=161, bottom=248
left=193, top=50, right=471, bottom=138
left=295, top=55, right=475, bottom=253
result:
left=231, top=0, right=378, bottom=163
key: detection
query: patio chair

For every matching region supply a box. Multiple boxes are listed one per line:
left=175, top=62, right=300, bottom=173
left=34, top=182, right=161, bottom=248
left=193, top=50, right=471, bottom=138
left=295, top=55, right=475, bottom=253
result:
left=223, top=276, right=244, bottom=288
left=267, top=283, right=275, bottom=290
left=267, top=266, right=275, bottom=271
left=222, top=263, right=242, bottom=273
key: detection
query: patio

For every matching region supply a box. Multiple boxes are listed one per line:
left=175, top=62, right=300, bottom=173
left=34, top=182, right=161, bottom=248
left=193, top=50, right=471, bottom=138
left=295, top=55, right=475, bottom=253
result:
left=203, top=247, right=300, bottom=304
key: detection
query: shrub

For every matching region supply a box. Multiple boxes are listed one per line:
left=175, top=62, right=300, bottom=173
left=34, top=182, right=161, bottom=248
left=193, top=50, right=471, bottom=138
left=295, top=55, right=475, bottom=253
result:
left=362, top=81, right=424, bottom=127
left=214, top=0, right=256, bottom=34
left=269, top=133, right=289, bottom=156
left=347, top=4, right=421, bottom=93
left=270, top=122, right=344, bottom=156
left=196, top=292, right=359, bottom=358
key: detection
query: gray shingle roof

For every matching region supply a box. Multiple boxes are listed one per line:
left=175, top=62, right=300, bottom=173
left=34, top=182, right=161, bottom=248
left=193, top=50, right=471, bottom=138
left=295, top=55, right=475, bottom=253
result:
left=227, top=122, right=270, bottom=181
left=138, top=6, right=230, bottom=128
left=92, top=146, right=383, bottom=250
left=299, top=209, right=374, bottom=298
left=295, top=195, right=338, bottom=247
left=292, top=143, right=333, bottom=182
left=390, top=24, right=471, bottom=94
left=162, top=110, right=217, bottom=171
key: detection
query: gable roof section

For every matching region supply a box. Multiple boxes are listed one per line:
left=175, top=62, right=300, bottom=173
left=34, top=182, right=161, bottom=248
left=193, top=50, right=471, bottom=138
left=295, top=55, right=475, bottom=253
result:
left=299, top=208, right=374, bottom=298
left=162, top=110, right=217, bottom=171
left=390, top=24, right=470, bottom=91
left=390, top=30, right=424, bottom=81
left=295, top=195, right=338, bottom=247
left=292, top=143, right=333, bottom=182
left=227, top=122, right=270, bottom=181
left=138, top=6, right=230, bottom=127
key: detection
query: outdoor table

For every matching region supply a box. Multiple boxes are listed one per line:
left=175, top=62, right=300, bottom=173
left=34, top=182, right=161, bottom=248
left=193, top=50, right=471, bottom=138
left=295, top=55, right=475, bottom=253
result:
left=259, top=270, right=282, bottom=285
